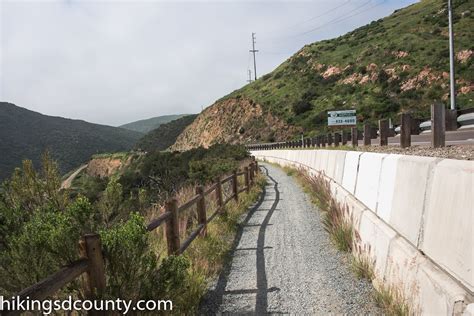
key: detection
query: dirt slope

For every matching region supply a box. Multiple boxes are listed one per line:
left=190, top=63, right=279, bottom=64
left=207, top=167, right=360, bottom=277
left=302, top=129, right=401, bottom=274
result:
left=171, top=98, right=300, bottom=151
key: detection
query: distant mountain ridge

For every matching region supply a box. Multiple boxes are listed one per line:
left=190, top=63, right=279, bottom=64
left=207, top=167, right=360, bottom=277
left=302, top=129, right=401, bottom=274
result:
left=119, top=114, right=188, bottom=133
left=135, top=114, right=197, bottom=152
left=0, top=102, right=143, bottom=180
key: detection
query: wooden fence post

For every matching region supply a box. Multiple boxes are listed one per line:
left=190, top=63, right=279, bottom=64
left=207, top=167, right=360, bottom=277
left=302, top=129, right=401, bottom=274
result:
left=244, top=167, right=250, bottom=193
left=215, top=176, right=224, bottom=210
left=232, top=170, right=239, bottom=202
left=195, top=186, right=207, bottom=237
left=379, top=119, right=389, bottom=146
left=400, top=113, right=412, bottom=148
left=431, top=102, right=446, bottom=148
left=79, top=234, right=106, bottom=300
left=351, top=127, right=358, bottom=147
left=165, top=199, right=180, bottom=255
left=249, top=164, right=254, bottom=186
left=363, top=124, right=371, bottom=146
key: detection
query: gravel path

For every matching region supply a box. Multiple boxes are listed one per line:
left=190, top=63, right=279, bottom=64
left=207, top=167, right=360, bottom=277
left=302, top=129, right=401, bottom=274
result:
left=200, top=163, right=380, bottom=315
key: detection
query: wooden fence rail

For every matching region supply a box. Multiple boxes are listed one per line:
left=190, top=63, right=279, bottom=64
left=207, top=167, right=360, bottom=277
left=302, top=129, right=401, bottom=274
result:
left=5, top=159, right=260, bottom=314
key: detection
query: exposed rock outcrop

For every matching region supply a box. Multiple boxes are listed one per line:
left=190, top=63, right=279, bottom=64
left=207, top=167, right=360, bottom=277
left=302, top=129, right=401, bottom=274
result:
left=171, top=98, right=300, bottom=151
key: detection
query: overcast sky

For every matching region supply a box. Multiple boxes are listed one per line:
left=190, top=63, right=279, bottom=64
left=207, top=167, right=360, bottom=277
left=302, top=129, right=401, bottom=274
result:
left=0, top=0, right=418, bottom=126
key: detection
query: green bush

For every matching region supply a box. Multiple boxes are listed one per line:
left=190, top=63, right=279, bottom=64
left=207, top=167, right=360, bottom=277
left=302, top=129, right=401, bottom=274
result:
left=100, top=213, right=159, bottom=300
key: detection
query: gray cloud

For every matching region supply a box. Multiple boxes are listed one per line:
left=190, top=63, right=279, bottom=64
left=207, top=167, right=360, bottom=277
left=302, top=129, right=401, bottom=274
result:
left=1, top=0, right=417, bottom=126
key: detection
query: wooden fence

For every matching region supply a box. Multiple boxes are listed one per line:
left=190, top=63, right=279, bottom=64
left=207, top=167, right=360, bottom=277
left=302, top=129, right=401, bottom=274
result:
left=5, top=159, right=260, bottom=315
left=248, top=104, right=473, bottom=151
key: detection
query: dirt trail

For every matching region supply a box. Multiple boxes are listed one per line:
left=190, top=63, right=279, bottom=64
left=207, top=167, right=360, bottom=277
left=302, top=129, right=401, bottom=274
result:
left=61, top=164, right=87, bottom=189
left=200, top=163, right=380, bottom=314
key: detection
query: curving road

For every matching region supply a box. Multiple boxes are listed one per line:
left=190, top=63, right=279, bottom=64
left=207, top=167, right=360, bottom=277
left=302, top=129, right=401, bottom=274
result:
left=200, top=163, right=380, bottom=314
left=60, top=164, right=87, bottom=189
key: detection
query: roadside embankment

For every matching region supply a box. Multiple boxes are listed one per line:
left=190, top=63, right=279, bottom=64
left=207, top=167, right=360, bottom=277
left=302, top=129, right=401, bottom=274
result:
left=251, top=149, right=473, bottom=315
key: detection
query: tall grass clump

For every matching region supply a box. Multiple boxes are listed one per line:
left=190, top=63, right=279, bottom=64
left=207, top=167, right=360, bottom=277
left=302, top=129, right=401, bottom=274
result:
left=277, top=163, right=410, bottom=315
left=294, top=168, right=353, bottom=252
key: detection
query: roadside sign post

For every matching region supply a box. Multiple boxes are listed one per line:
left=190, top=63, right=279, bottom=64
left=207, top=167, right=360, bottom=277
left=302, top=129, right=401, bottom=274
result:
left=327, top=110, right=357, bottom=127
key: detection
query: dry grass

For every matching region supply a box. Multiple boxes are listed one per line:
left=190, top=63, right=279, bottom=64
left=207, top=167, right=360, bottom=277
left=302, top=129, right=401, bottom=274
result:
left=373, top=283, right=410, bottom=316
left=289, top=166, right=353, bottom=252
left=144, top=172, right=267, bottom=313
left=277, top=163, right=410, bottom=315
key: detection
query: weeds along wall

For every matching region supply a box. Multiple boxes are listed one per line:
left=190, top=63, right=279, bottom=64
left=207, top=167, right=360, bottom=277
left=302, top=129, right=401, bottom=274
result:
left=251, top=149, right=473, bottom=315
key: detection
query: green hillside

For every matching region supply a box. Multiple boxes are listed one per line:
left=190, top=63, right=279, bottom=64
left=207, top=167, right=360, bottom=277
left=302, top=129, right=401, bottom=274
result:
left=0, top=102, right=143, bottom=180
left=120, top=114, right=188, bottom=133
left=135, top=114, right=197, bottom=151
left=224, top=0, right=473, bottom=135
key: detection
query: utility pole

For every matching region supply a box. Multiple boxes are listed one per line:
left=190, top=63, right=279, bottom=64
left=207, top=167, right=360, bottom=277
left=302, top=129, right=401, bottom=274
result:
left=247, top=69, right=252, bottom=83
left=448, top=0, right=456, bottom=110
left=250, top=33, right=258, bottom=81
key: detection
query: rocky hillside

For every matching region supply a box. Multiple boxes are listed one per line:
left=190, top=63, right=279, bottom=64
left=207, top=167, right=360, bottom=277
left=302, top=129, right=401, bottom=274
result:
left=173, top=0, right=473, bottom=149
left=171, top=98, right=300, bottom=151
left=0, top=102, right=142, bottom=180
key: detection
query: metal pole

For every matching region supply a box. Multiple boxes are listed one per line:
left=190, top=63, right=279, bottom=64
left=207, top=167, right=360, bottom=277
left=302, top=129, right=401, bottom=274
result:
left=448, top=0, right=456, bottom=110
left=250, top=33, right=258, bottom=81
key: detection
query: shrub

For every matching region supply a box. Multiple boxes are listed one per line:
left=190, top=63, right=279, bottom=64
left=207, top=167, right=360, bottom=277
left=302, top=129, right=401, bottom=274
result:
left=100, top=213, right=159, bottom=300
left=292, top=100, right=313, bottom=115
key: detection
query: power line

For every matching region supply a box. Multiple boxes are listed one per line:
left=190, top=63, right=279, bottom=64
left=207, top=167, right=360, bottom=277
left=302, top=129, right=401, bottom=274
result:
left=260, top=0, right=353, bottom=41
left=295, top=0, right=374, bottom=37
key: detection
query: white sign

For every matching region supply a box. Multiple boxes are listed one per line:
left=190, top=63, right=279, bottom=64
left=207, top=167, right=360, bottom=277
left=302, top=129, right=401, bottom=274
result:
left=327, top=110, right=357, bottom=126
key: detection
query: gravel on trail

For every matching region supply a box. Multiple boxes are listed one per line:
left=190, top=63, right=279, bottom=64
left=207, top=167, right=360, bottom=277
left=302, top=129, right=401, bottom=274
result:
left=357, top=144, right=474, bottom=160
left=200, top=163, right=381, bottom=315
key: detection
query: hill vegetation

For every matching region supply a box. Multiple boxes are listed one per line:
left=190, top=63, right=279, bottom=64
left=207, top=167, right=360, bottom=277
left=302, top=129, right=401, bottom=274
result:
left=120, top=114, right=188, bottom=133
left=134, top=114, right=197, bottom=151
left=0, top=144, right=257, bottom=313
left=0, top=102, right=143, bottom=180
left=173, top=0, right=474, bottom=148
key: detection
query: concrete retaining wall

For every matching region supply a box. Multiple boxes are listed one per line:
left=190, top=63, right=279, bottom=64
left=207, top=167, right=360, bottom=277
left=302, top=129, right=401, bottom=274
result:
left=252, top=149, right=473, bottom=315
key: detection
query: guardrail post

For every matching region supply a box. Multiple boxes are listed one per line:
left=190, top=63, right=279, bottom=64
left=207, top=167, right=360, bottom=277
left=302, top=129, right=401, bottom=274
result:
left=334, top=132, right=341, bottom=147
left=79, top=234, right=106, bottom=300
left=363, top=124, right=371, bottom=146
left=244, top=167, right=250, bottom=193
left=379, top=119, right=389, bottom=146
left=232, top=170, right=239, bottom=202
left=327, top=134, right=333, bottom=146
left=400, top=113, right=412, bottom=148
left=165, top=199, right=180, bottom=255
left=445, top=109, right=457, bottom=131
left=196, top=186, right=207, bottom=237
left=351, top=127, right=358, bottom=147
left=431, top=102, right=446, bottom=148
left=342, top=130, right=348, bottom=145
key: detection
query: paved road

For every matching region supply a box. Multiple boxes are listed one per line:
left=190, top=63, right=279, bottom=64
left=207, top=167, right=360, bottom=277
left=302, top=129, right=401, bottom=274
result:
left=60, top=164, right=87, bottom=189
left=200, top=163, right=380, bottom=314
left=364, top=129, right=474, bottom=146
